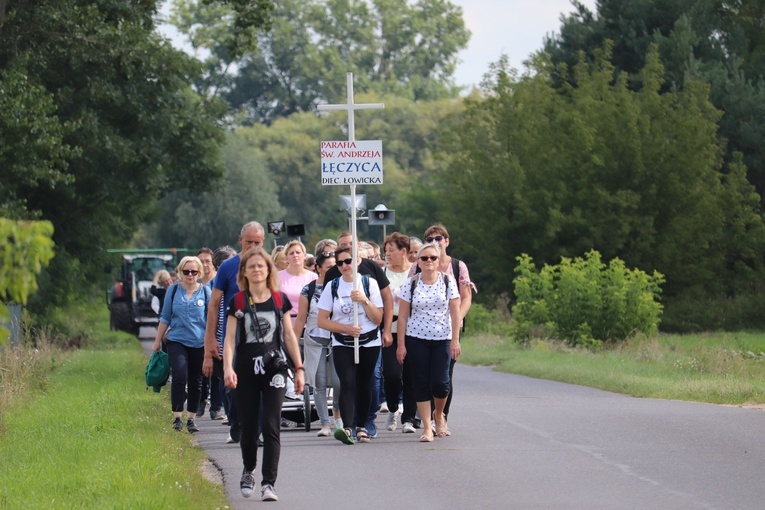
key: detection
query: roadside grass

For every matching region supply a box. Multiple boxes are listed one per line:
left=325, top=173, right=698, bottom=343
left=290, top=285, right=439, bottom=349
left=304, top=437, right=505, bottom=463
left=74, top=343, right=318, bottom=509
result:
left=460, top=331, right=765, bottom=405
left=0, top=302, right=228, bottom=509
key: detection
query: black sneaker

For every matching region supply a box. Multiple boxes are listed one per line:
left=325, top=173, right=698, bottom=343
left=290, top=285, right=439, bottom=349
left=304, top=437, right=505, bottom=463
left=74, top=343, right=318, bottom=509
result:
left=228, top=422, right=241, bottom=443
left=196, top=399, right=208, bottom=418
left=187, top=419, right=200, bottom=433
left=240, top=469, right=256, bottom=498
left=172, top=417, right=183, bottom=431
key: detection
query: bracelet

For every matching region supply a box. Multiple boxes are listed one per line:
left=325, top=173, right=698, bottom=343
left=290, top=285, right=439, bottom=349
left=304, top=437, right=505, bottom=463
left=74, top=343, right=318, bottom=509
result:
left=294, top=364, right=304, bottom=371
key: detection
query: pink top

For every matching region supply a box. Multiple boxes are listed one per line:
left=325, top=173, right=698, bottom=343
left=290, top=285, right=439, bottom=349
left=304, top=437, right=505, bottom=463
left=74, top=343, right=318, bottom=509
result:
left=277, top=269, right=318, bottom=326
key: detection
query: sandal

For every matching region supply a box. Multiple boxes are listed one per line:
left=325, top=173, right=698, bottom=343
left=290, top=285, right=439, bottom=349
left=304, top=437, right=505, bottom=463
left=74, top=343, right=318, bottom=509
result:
left=333, top=427, right=355, bottom=445
left=419, top=433, right=434, bottom=442
left=356, top=429, right=371, bottom=443
left=434, top=413, right=449, bottom=438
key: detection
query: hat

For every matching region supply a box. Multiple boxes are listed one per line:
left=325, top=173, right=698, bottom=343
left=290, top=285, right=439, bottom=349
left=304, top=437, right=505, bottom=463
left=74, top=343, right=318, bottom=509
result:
left=145, top=350, right=170, bottom=393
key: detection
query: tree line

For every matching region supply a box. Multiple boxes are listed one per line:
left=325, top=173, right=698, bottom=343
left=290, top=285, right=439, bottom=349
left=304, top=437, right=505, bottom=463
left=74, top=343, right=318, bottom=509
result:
left=2, top=0, right=764, bottom=331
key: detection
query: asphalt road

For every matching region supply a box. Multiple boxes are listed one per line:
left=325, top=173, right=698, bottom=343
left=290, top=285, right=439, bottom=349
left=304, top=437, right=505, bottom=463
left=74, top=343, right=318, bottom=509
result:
left=139, top=337, right=764, bottom=509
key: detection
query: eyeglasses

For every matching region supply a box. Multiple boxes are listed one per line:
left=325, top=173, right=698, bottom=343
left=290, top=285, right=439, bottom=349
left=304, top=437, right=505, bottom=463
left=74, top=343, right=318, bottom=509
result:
left=419, top=256, right=439, bottom=262
left=336, top=258, right=354, bottom=267
left=181, top=269, right=199, bottom=276
left=425, top=235, right=445, bottom=243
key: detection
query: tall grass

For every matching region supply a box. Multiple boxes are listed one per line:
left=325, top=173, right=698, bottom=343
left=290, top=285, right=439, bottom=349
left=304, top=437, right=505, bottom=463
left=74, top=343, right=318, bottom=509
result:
left=0, top=344, right=227, bottom=508
left=0, top=320, right=69, bottom=433
left=460, top=331, right=765, bottom=405
left=1, top=300, right=228, bottom=508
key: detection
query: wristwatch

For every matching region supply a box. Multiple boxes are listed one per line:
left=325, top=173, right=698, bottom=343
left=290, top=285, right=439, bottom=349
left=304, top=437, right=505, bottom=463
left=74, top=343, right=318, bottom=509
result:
left=364, top=299, right=370, bottom=306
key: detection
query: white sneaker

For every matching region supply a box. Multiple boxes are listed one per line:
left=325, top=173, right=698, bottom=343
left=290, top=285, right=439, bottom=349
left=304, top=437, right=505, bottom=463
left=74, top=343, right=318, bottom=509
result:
left=281, top=418, right=297, bottom=428
left=260, top=484, right=278, bottom=501
left=386, top=411, right=399, bottom=431
left=402, top=421, right=416, bottom=434
left=317, top=426, right=332, bottom=437
left=240, top=470, right=255, bottom=498
left=334, top=417, right=343, bottom=430
left=379, top=402, right=389, bottom=413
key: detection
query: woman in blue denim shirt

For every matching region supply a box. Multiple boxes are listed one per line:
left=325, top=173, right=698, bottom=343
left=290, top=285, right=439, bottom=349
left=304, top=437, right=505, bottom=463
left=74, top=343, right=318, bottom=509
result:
left=152, top=255, right=211, bottom=433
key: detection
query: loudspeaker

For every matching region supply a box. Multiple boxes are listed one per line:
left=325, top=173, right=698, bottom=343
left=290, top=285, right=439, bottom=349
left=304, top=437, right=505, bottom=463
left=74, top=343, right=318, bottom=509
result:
left=287, top=224, right=305, bottom=236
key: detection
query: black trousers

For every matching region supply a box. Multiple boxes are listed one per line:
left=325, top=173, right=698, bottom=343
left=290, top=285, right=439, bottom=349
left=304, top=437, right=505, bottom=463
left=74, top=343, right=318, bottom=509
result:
left=382, top=335, right=416, bottom=421
left=333, top=344, right=380, bottom=430
left=404, top=336, right=451, bottom=402
left=167, top=341, right=204, bottom=414
left=234, top=356, right=286, bottom=486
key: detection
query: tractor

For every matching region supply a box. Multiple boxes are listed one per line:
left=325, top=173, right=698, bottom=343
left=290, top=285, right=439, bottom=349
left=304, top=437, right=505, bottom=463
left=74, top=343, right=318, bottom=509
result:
left=106, top=250, right=185, bottom=336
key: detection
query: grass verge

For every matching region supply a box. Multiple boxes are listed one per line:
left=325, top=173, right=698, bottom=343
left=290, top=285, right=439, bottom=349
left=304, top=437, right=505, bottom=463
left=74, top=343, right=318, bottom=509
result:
left=460, top=331, right=765, bottom=405
left=0, top=337, right=228, bottom=509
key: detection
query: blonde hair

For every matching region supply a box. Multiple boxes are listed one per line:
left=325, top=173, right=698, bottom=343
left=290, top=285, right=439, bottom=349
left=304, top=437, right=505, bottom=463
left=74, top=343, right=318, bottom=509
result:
left=417, top=242, right=441, bottom=258
left=272, top=248, right=286, bottom=268
left=177, top=256, right=205, bottom=280
left=237, top=247, right=278, bottom=291
left=284, top=239, right=306, bottom=256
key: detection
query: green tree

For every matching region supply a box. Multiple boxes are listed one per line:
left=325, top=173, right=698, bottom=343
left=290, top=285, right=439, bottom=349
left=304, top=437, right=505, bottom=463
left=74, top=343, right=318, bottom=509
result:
left=168, top=0, right=470, bottom=123
left=0, top=0, right=246, bottom=305
left=544, top=0, right=765, bottom=201
left=444, top=45, right=755, bottom=298
left=147, top=132, right=285, bottom=249
left=233, top=93, right=462, bottom=241
left=0, top=219, right=55, bottom=344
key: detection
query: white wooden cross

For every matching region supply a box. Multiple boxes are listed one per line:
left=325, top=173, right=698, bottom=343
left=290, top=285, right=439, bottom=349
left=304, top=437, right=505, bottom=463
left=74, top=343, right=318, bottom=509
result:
left=318, top=73, right=384, bottom=363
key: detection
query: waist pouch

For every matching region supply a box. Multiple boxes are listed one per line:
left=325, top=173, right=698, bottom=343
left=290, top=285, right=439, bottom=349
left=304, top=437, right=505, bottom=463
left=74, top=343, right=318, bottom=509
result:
left=333, top=330, right=378, bottom=346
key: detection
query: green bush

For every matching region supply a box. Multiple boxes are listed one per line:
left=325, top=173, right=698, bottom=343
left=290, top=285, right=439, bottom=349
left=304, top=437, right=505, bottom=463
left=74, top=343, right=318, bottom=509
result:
left=512, top=251, right=664, bottom=347
left=464, top=296, right=514, bottom=338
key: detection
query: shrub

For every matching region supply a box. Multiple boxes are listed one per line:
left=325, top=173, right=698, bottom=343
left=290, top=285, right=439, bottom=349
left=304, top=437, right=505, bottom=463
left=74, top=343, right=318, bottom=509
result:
left=512, top=251, right=664, bottom=347
left=464, top=295, right=514, bottom=338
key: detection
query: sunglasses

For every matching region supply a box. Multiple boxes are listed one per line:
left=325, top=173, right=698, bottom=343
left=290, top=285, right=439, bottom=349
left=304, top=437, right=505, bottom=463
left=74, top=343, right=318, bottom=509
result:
left=425, top=235, right=445, bottom=243
left=336, top=258, right=354, bottom=267
left=181, top=269, right=199, bottom=276
left=419, top=256, right=439, bottom=262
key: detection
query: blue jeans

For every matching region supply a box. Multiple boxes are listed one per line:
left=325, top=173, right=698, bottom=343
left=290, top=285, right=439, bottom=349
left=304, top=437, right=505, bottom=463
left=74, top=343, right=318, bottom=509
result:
left=355, top=348, right=382, bottom=435
left=309, top=336, right=335, bottom=427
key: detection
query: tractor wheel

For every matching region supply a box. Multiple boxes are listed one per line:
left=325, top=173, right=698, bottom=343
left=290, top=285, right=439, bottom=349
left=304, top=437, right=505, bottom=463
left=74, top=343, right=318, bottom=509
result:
left=110, top=301, right=137, bottom=336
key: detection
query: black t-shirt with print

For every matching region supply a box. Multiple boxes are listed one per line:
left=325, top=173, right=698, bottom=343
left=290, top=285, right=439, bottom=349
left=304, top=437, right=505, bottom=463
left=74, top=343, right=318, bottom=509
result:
left=226, top=291, right=292, bottom=358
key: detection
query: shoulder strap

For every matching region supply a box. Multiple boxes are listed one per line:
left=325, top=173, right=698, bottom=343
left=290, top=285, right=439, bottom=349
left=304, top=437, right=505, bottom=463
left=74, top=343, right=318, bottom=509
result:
left=203, top=284, right=211, bottom=318
left=235, top=290, right=245, bottom=313
left=451, top=257, right=460, bottom=282
left=168, top=284, right=179, bottom=316
left=271, top=290, right=285, bottom=351
left=272, top=290, right=283, bottom=310
left=409, top=274, right=419, bottom=301
left=306, top=280, right=317, bottom=305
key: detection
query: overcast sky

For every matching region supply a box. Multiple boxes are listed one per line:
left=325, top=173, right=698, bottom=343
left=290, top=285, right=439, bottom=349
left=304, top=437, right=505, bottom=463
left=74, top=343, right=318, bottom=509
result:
left=451, top=0, right=597, bottom=88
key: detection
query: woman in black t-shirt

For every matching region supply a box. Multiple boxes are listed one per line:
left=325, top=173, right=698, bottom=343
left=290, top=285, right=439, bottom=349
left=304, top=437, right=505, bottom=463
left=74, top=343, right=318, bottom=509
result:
left=222, top=247, right=304, bottom=502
